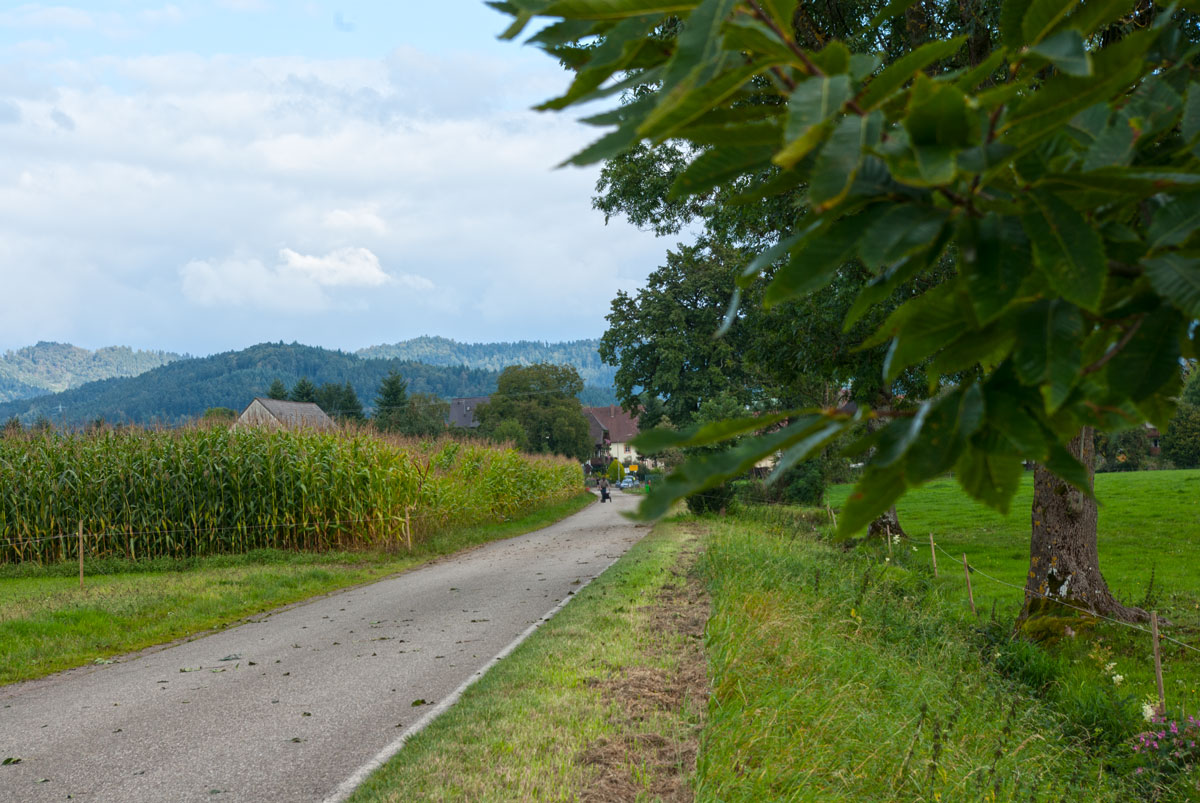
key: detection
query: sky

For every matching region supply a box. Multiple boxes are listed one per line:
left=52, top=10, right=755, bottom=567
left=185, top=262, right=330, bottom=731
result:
left=0, top=1, right=669, bottom=356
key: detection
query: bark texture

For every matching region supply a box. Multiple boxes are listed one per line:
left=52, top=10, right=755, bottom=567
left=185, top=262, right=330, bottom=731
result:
left=1020, top=427, right=1148, bottom=624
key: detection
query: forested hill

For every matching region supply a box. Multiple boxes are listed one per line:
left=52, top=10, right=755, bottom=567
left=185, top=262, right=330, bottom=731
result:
left=0, top=343, right=501, bottom=427
left=0, top=342, right=618, bottom=427
left=357, top=336, right=616, bottom=389
left=0, top=342, right=184, bottom=403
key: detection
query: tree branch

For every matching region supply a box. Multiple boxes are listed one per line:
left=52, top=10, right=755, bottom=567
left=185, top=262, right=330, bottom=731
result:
left=1081, top=315, right=1144, bottom=376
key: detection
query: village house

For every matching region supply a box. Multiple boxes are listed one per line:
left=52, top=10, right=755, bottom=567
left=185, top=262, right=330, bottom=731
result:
left=235, top=398, right=336, bottom=431
left=448, top=396, right=489, bottom=429
left=585, top=405, right=651, bottom=470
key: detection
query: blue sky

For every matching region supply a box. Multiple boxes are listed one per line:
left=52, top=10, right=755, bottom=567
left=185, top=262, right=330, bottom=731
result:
left=0, top=2, right=664, bottom=355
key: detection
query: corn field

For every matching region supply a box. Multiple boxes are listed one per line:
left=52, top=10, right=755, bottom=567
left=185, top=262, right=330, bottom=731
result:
left=0, top=426, right=583, bottom=564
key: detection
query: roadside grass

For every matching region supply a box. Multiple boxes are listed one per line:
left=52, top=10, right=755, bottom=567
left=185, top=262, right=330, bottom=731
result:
left=826, top=470, right=1200, bottom=725
left=697, top=515, right=1162, bottom=802
left=348, top=519, right=705, bottom=803
left=0, top=491, right=594, bottom=686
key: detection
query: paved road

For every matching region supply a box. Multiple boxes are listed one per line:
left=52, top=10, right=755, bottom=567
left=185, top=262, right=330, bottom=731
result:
left=0, top=492, right=646, bottom=802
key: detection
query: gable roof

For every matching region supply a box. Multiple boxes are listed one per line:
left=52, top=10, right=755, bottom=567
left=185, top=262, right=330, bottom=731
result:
left=585, top=405, right=639, bottom=443
left=448, top=396, right=490, bottom=429
left=240, top=398, right=336, bottom=430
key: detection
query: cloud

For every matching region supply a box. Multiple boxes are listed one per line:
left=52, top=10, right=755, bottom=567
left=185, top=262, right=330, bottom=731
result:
left=0, top=47, right=663, bottom=354
left=0, top=5, right=99, bottom=30
left=278, top=246, right=393, bottom=287
left=179, top=247, right=431, bottom=312
left=48, top=107, right=73, bottom=130
left=323, top=206, right=386, bottom=234
left=0, top=100, right=19, bottom=124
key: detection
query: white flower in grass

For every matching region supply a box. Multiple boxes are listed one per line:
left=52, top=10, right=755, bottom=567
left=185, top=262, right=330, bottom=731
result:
left=1144, top=703, right=1158, bottom=721
left=1112, top=674, right=1124, bottom=686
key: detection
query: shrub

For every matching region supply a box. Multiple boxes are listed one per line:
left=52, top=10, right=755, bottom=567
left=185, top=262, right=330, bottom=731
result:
left=1162, top=404, right=1200, bottom=469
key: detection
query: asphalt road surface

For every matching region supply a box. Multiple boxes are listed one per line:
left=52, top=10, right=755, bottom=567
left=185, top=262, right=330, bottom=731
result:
left=0, top=491, right=646, bottom=802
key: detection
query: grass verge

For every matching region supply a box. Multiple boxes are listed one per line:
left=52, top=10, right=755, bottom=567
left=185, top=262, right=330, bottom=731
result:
left=696, top=513, right=1170, bottom=802
left=824, top=470, right=1200, bottom=729
left=0, top=491, right=594, bottom=686
left=348, top=519, right=707, bottom=802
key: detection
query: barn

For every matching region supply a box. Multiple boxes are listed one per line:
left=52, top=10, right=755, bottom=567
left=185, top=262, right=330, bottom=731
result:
left=235, top=398, right=337, bottom=431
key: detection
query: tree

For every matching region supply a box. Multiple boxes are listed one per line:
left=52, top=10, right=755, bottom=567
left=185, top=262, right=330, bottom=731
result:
left=501, top=1, right=1200, bottom=623
left=1162, top=404, right=1200, bottom=468
left=402, top=392, right=449, bottom=437
left=315, top=382, right=364, bottom=423
left=200, top=407, right=236, bottom=423
left=2, top=416, right=22, bottom=436
left=475, top=364, right=592, bottom=460
left=490, top=418, right=530, bottom=451
left=607, top=458, right=625, bottom=484
left=267, top=379, right=288, bottom=401
left=289, top=377, right=316, bottom=404
left=374, top=371, right=409, bottom=433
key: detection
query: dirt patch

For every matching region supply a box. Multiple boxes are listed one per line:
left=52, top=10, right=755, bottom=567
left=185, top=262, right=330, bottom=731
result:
left=578, top=536, right=711, bottom=803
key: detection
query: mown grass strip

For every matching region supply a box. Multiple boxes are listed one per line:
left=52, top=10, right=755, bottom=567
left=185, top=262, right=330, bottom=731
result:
left=0, top=492, right=594, bottom=686
left=347, top=519, right=706, bottom=803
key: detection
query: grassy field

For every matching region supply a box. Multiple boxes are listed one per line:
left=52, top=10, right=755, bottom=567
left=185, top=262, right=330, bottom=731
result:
left=827, top=469, right=1200, bottom=722
left=0, top=492, right=594, bottom=686
left=348, top=520, right=707, bottom=802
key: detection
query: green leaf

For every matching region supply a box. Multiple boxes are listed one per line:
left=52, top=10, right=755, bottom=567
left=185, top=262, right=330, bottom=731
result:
left=1002, top=29, right=1152, bottom=143
left=1063, top=0, right=1137, bottom=37
left=1081, top=111, right=1135, bottom=171
left=632, top=411, right=798, bottom=452
left=837, top=464, right=907, bottom=537
left=1023, top=190, right=1107, bottom=311
left=764, top=210, right=881, bottom=307
left=904, top=74, right=975, bottom=149
left=641, top=59, right=773, bottom=140
left=858, top=205, right=949, bottom=271
left=534, top=0, right=701, bottom=19
left=1000, top=0, right=1034, bottom=50
left=1184, top=83, right=1200, bottom=144
left=1013, top=300, right=1084, bottom=412
left=1043, top=441, right=1093, bottom=498
left=955, top=448, right=1023, bottom=513
left=1106, top=308, right=1183, bottom=402
left=857, top=37, right=968, bottom=110
left=1148, top=196, right=1200, bottom=249
left=1022, top=0, right=1080, bottom=46
left=955, top=50, right=1008, bottom=91
left=738, top=229, right=810, bottom=285
left=959, top=214, right=1029, bottom=324
left=785, top=75, right=852, bottom=142
left=1027, top=28, right=1091, bottom=76
left=536, top=15, right=663, bottom=110
left=868, top=0, right=921, bottom=28
left=638, top=414, right=857, bottom=520
left=670, top=144, right=775, bottom=198
left=905, top=384, right=985, bottom=482
left=1143, top=254, right=1200, bottom=317
left=869, top=284, right=972, bottom=383
left=809, top=114, right=866, bottom=210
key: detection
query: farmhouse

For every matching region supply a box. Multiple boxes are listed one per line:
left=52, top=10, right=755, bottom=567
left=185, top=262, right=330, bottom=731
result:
left=448, top=396, right=490, bottom=429
left=585, top=405, right=648, bottom=468
left=235, top=398, right=336, bottom=431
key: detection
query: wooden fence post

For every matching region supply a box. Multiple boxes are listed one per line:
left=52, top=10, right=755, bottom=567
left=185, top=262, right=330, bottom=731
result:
left=78, top=521, right=84, bottom=590
left=929, top=534, right=938, bottom=578
left=962, top=553, right=976, bottom=616
left=1152, top=611, right=1166, bottom=716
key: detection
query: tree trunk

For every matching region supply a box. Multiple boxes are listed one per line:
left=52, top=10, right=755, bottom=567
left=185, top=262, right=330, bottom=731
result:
left=1019, top=427, right=1148, bottom=625
left=865, top=404, right=907, bottom=540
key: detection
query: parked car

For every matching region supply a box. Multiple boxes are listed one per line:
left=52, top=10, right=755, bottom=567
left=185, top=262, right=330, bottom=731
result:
left=619, top=477, right=637, bottom=489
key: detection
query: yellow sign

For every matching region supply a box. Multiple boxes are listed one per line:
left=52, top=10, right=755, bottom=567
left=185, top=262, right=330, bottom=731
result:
left=628, top=464, right=639, bottom=474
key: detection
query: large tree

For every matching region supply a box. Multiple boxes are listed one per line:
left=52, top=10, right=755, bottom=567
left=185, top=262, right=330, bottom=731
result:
left=373, top=370, right=409, bottom=433
left=501, top=0, right=1200, bottom=623
left=476, top=364, right=593, bottom=460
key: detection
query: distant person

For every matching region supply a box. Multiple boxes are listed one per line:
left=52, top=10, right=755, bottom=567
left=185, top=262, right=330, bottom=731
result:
left=599, top=478, right=610, bottom=503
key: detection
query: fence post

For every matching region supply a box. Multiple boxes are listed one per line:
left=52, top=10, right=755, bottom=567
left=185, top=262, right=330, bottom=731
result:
left=1152, top=611, right=1166, bottom=716
left=885, top=524, right=893, bottom=561
left=962, top=553, right=976, bottom=616
left=929, top=534, right=938, bottom=578
left=78, top=521, right=84, bottom=590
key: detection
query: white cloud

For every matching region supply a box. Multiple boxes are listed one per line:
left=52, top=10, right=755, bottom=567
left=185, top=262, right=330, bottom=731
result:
left=323, top=206, right=386, bottom=234
left=0, top=46, right=664, bottom=353
left=278, top=246, right=393, bottom=287
left=0, top=5, right=99, bottom=30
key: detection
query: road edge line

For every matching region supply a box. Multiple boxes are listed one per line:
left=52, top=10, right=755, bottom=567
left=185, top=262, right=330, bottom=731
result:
left=322, top=550, right=626, bottom=803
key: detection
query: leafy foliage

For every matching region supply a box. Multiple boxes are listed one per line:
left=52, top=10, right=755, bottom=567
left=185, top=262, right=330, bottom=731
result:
left=0, top=342, right=183, bottom=404
left=500, top=0, right=1200, bottom=533
left=475, top=364, right=594, bottom=460
left=1162, top=403, right=1200, bottom=468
